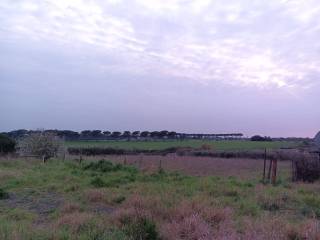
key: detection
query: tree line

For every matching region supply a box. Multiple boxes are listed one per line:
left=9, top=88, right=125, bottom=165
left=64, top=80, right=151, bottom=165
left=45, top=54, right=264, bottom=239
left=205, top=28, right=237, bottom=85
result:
left=2, top=129, right=244, bottom=141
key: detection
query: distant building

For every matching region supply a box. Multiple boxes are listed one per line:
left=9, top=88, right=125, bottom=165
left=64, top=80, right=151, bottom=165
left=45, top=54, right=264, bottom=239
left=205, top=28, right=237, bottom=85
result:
left=315, top=131, right=320, bottom=147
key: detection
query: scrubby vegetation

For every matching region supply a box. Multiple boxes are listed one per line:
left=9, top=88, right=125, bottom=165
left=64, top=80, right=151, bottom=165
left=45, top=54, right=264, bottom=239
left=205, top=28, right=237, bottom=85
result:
left=0, top=134, right=15, bottom=154
left=0, top=157, right=319, bottom=239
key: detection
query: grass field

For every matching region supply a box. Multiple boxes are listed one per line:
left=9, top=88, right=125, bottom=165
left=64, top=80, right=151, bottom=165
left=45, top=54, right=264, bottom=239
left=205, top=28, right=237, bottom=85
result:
left=65, top=140, right=300, bottom=151
left=0, top=157, right=319, bottom=239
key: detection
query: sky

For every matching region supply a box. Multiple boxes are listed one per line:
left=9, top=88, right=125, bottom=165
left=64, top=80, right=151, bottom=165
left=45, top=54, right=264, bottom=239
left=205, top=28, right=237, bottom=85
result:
left=0, top=0, right=319, bottom=137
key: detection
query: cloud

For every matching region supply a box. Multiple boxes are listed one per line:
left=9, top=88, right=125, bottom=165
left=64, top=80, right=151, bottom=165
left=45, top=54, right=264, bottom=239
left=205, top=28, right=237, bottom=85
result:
left=0, top=0, right=320, bottom=91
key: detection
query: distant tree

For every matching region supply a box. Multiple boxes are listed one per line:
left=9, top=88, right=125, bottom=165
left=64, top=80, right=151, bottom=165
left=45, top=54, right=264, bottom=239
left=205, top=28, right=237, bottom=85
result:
left=0, top=134, right=16, bottom=154
left=251, top=135, right=272, bottom=142
left=159, top=130, right=169, bottom=139
left=132, top=131, right=140, bottom=137
left=91, top=130, right=102, bottom=137
left=168, top=131, right=177, bottom=139
left=59, top=130, right=80, bottom=140
left=123, top=131, right=131, bottom=137
left=150, top=131, right=160, bottom=138
left=103, top=131, right=111, bottom=136
left=111, top=131, right=122, bottom=139
left=81, top=130, right=92, bottom=136
left=17, top=132, right=63, bottom=163
left=140, top=131, right=149, bottom=138
left=7, top=129, right=29, bottom=139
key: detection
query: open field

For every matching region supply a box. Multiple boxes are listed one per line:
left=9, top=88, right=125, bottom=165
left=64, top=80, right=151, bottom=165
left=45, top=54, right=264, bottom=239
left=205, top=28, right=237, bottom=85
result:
left=0, top=157, right=319, bottom=239
left=65, top=140, right=301, bottom=151
left=89, top=155, right=291, bottom=180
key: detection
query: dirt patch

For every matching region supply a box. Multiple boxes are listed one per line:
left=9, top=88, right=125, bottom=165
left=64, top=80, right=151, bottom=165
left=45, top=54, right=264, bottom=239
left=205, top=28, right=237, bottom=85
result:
left=0, top=190, right=64, bottom=226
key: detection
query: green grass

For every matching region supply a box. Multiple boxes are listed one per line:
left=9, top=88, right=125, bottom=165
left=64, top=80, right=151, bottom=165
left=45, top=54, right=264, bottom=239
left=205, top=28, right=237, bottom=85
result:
left=65, top=140, right=300, bottom=151
left=0, top=158, right=318, bottom=239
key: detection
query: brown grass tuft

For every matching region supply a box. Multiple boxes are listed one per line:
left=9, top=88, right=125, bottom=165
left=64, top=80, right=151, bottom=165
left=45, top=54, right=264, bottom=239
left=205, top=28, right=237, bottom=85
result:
left=84, top=189, right=106, bottom=203
left=56, top=212, right=94, bottom=233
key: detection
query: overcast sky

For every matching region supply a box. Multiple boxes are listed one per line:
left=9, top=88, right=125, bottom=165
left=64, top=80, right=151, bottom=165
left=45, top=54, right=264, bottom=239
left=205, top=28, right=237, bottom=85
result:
left=0, top=0, right=319, bottom=137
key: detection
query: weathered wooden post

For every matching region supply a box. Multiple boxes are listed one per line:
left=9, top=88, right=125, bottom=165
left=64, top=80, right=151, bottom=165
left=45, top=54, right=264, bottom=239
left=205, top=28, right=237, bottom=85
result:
left=267, top=157, right=273, bottom=182
left=271, top=159, right=278, bottom=185
left=291, top=158, right=296, bottom=182
left=263, top=148, right=267, bottom=182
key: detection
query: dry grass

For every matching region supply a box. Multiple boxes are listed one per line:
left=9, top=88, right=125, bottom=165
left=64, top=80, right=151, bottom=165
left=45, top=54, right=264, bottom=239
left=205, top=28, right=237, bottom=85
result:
left=56, top=212, right=94, bottom=233
left=84, top=189, right=107, bottom=203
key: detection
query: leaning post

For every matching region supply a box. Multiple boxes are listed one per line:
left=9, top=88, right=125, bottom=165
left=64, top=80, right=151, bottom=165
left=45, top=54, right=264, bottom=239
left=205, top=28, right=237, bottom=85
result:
left=263, top=148, right=267, bottom=183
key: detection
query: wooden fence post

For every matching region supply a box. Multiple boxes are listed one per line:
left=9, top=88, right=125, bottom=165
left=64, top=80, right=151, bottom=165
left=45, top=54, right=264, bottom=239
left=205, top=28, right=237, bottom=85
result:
left=267, top=158, right=273, bottom=182
left=291, top=159, right=296, bottom=182
left=271, top=159, right=278, bottom=185
left=263, top=148, right=267, bottom=183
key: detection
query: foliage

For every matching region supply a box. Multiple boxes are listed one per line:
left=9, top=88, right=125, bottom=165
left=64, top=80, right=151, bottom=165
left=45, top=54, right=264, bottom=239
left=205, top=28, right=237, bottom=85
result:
left=251, top=135, right=272, bottom=141
left=0, top=188, right=9, bottom=199
left=1, top=158, right=320, bottom=239
left=0, top=134, right=16, bottom=154
left=17, top=132, right=63, bottom=161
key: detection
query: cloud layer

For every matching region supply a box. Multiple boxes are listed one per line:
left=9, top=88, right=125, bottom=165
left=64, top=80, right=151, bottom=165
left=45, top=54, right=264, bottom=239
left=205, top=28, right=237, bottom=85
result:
left=1, top=0, right=320, bottom=89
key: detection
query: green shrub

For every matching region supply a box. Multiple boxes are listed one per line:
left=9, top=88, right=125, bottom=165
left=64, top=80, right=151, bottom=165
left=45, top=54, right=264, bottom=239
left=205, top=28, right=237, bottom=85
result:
left=0, top=134, right=15, bottom=154
left=83, top=160, right=137, bottom=174
left=112, top=196, right=126, bottom=204
left=0, top=189, right=9, bottom=200
left=125, top=217, right=159, bottom=240
left=90, top=177, right=106, bottom=188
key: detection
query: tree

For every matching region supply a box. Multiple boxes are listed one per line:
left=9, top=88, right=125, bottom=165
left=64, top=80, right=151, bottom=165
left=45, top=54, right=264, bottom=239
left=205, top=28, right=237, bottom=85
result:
left=81, top=130, right=92, bottom=136
left=17, top=132, right=63, bottom=163
left=103, top=131, right=111, bottom=136
left=123, top=131, right=131, bottom=140
left=140, top=131, right=149, bottom=138
left=0, top=134, right=16, bottom=154
left=111, top=131, right=122, bottom=139
left=91, top=130, right=102, bottom=137
left=159, top=130, right=169, bottom=139
left=150, top=131, right=159, bottom=138
left=132, top=131, right=140, bottom=138
left=168, top=131, right=177, bottom=139
left=250, top=135, right=272, bottom=142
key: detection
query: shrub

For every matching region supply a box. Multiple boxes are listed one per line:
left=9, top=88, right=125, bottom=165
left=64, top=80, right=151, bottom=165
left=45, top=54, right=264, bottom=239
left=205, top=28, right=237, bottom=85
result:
left=90, top=177, right=106, bottom=188
left=112, top=196, right=126, bottom=204
left=83, top=160, right=137, bottom=174
left=17, top=132, right=63, bottom=162
left=0, top=188, right=9, bottom=199
left=124, top=217, right=159, bottom=240
left=293, top=152, right=320, bottom=182
left=0, top=134, right=15, bottom=154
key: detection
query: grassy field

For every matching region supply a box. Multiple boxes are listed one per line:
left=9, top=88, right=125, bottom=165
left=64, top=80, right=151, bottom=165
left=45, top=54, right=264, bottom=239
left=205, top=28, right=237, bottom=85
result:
left=65, top=140, right=300, bottom=151
left=0, top=157, right=319, bottom=239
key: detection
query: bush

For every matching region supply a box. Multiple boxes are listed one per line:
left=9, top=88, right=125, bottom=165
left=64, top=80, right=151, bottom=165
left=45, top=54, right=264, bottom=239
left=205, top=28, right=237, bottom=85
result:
left=124, top=217, right=159, bottom=240
left=90, top=177, right=106, bottom=188
left=17, top=132, right=63, bottom=161
left=0, top=188, right=9, bottom=199
left=293, top=152, right=320, bottom=182
left=0, top=134, right=16, bottom=154
left=83, top=160, right=137, bottom=174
